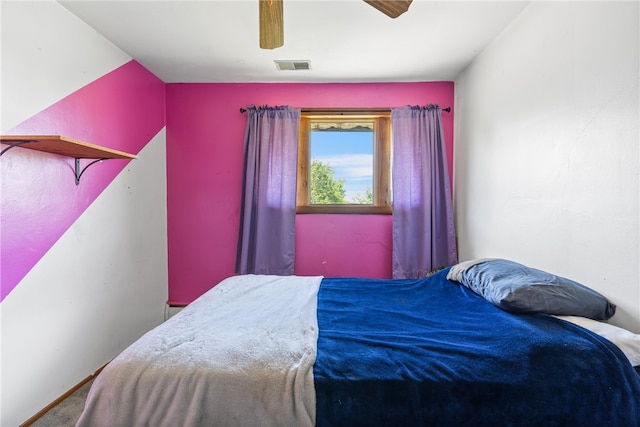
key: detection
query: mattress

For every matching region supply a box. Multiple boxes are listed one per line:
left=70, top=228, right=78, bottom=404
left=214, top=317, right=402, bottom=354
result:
left=76, top=269, right=640, bottom=426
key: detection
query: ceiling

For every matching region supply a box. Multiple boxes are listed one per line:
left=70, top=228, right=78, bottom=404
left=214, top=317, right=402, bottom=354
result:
left=58, top=0, right=530, bottom=83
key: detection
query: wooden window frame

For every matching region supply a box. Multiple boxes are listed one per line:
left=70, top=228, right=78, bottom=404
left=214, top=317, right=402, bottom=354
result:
left=297, top=110, right=391, bottom=214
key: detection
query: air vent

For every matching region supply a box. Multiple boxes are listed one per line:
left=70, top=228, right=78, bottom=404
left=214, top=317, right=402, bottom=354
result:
left=274, top=60, right=311, bottom=71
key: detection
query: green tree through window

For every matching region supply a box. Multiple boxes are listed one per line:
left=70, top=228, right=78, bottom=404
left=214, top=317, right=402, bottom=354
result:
left=351, top=187, right=373, bottom=204
left=310, top=160, right=346, bottom=204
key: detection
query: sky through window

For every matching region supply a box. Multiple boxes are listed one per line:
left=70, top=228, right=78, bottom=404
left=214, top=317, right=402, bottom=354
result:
left=310, top=130, right=374, bottom=202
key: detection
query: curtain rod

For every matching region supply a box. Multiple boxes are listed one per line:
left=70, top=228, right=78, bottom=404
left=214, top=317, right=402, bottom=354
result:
left=239, top=107, right=451, bottom=114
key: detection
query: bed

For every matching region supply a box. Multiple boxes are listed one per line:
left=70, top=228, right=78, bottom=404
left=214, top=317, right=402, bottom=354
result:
left=76, top=261, right=640, bottom=427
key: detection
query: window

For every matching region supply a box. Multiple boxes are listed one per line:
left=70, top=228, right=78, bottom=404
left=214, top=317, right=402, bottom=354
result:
left=297, top=110, right=391, bottom=214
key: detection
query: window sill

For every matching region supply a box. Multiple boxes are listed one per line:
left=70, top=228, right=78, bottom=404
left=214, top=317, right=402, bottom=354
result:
left=296, top=205, right=391, bottom=215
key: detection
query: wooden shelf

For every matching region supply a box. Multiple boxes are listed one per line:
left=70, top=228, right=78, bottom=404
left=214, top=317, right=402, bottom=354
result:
left=1, top=135, right=137, bottom=185
left=0, top=135, right=136, bottom=159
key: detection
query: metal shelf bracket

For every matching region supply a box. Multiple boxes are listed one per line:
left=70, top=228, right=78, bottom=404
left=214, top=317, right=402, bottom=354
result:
left=0, top=140, right=36, bottom=156
left=75, top=158, right=109, bottom=185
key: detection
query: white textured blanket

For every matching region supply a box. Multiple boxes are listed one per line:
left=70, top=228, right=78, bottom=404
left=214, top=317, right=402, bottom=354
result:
left=76, top=274, right=323, bottom=427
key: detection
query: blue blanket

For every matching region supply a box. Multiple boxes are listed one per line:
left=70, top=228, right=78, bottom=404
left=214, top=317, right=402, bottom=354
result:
left=313, top=269, right=640, bottom=426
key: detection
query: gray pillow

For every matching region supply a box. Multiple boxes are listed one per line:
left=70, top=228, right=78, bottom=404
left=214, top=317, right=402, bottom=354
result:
left=447, top=259, right=616, bottom=320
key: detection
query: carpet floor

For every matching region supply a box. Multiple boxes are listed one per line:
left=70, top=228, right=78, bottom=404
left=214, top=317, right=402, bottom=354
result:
left=29, top=379, right=93, bottom=427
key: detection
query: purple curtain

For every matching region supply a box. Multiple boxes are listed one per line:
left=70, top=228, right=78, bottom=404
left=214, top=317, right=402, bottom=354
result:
left=235, top=105, right=301, bottom=275
left=391, top=105, right=457, bottom=279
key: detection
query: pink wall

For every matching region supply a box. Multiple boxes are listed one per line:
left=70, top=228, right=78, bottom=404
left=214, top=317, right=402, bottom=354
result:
left=1, top=61, right=165, bottom=301
left=166, top=82, right=454, bottom=304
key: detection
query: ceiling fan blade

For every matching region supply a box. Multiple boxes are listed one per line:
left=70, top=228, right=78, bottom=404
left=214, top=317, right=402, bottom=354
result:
left=259, top=0, right=284, bottom=49
left=364, top=0, right=413, bottom=18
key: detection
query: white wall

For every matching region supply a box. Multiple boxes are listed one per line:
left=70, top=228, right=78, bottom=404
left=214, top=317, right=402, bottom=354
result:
left=0, top=1, right=168, bottom=425
left=454, top=1, right=639, bottom=332
left=1, top=132, right=168, bottom=425
left=0, top=0, right=130, bottom=131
